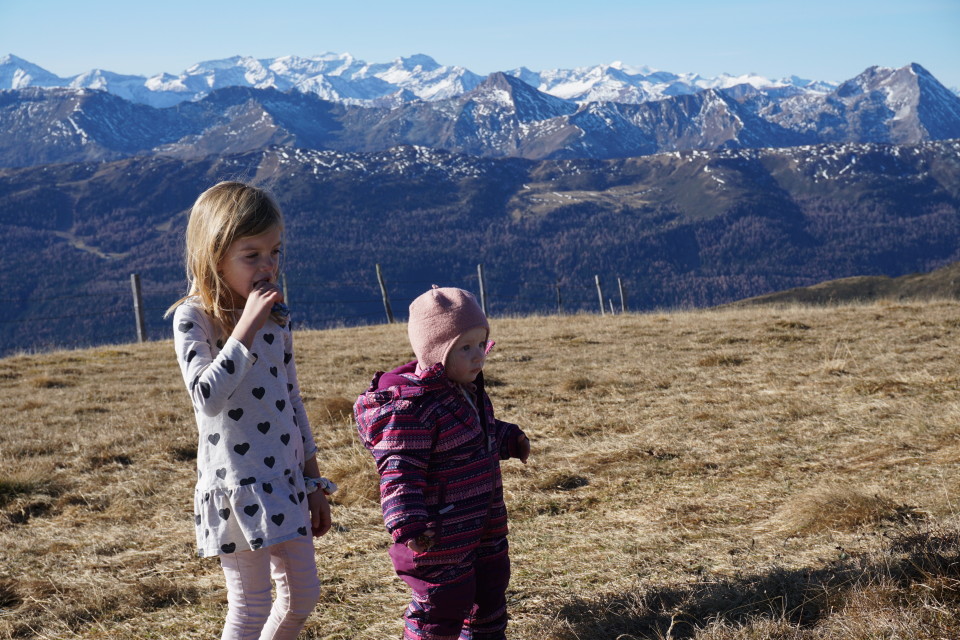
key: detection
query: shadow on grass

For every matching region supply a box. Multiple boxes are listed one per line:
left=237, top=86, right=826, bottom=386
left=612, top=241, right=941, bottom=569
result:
left=547, top=524, right=960, bottom=639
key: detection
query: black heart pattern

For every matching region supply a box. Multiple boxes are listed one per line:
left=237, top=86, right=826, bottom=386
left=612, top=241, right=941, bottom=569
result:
left=298, top=527, right=308, bottom=536
left=269, top=366, right=278, bottom=377
left=284, top=352, right=292, bottom=364
left=221, top=542, right=236, bottom=553
left=216, top=339, right=224, bottom=349
left=207, top=433, right=221, bottom=445
left=297, top=491, right=305, bottom=503
left=263, top=482, right=273, bottom=494
left=218, top=508, right=231, bottom=521
left=186, top=350, right=197, bottom=363
left=222, top=359, right=235, bottom=374
left=252, top=387, right=265, bottom=399
left=233, top=443, right=250, bottom=455
left=200, top=382, right=211, bottom=399
left=243, top=504, right=260, bottom=517
left=194, top=514, right=201, bottom=525
left=280, top=433, right=290, bottom=446
left=288, top=494, right=297, bottom=505
left=264, top=333, right=275, bottom=344
left=264, top=456, right=275, bottom=468
left=228, top=408, right=243, bottom=421
left=250, top=538, right=263, bottom=549
left=215, top=468, right=227, bottom=479
left=178, top=320, right=194, bottom=332
left=257, top=421, right=271, bottom=434
left=276, top=400, right=285, bottom=412
left=239, top=477, right=256, bottom=486
left=271, top=513, right=285, bottom=526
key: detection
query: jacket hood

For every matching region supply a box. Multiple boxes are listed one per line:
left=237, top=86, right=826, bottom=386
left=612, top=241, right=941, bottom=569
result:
left=358, top=359, right=487, bottom=408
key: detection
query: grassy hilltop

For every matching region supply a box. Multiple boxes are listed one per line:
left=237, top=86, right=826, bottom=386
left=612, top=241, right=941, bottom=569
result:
left=1, top=301, right=959, bottom=639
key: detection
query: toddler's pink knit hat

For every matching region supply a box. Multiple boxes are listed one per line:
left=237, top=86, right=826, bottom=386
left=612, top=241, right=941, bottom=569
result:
left=408, top=285, right=489, bottom=369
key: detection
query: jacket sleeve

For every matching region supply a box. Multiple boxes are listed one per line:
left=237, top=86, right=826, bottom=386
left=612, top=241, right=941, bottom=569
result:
left=483, top=392, right=526, bottom=460
left=355, top=394, right=432, bottom=543
left=283, top=321, right=317, bottom=460
left=172, top=304, right=256, bottom=417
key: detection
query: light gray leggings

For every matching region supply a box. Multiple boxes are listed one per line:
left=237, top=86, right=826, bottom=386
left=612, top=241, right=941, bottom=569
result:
left=219, top=535, right=321, bottom=640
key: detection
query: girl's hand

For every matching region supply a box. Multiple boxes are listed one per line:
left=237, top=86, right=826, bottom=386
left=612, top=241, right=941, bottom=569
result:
left=232, top=281, right=284, bottom=349
left=242, top=280, right=283, bottom=327
left=308, top=491, right=332, bottom=537
left=406, top=530, right=435, bottom=553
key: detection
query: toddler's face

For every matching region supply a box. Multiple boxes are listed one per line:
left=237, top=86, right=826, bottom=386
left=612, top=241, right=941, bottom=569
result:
left=218, top=226, right=282, bottom=305
left=445, top=326, right=489, bottom=384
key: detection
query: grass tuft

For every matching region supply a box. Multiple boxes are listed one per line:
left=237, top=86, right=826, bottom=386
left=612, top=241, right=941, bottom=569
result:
left=770, top=485, right=910, bottom=535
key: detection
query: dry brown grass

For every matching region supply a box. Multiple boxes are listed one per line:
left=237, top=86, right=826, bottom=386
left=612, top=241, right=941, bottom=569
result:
left=2, top=300, right=960, bottom=638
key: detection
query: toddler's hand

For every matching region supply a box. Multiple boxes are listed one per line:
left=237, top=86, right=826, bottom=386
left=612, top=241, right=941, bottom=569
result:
left=406, top=530, right=435, bottom=553
left=517, top=434, right=530, bottom=463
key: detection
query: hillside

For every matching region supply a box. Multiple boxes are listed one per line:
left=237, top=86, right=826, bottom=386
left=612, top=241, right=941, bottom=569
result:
left=730, top=260, right=960, bottom=306
left=2, top=139, right=959, bottom=357
left=1, top=302, right=958, bottom=638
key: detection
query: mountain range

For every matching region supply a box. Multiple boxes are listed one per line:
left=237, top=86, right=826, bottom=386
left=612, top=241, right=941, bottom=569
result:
left=0, top=53, right=842, bottom=108
left=2, top=59, right=959, bottom=169
left=1, top=53, right=959, bottom=356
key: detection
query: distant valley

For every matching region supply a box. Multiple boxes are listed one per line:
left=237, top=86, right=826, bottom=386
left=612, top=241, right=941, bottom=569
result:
left=1, top=140, right=958, bottom=355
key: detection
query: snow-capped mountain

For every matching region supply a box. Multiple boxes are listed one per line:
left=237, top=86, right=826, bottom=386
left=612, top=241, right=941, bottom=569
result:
left=0, top=53, right=484, bottom=108
left=507, top=61, right=825, bottom=104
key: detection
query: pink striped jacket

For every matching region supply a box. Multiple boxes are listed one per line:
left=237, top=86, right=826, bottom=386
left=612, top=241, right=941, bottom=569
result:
left=354, top=361, right=526, bottom=557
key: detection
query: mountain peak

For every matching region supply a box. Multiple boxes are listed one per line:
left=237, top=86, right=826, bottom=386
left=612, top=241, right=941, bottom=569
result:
left=394, top=54, right=440, bottom=71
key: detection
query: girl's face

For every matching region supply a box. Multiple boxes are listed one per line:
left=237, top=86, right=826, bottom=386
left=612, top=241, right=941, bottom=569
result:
left=218, top=226, right=282, bottom=306
left=445, top=326, right=489, bottom=384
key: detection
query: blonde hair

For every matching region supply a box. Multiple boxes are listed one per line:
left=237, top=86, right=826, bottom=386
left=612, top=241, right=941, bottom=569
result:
left=166, top=181, right=285, bottom=337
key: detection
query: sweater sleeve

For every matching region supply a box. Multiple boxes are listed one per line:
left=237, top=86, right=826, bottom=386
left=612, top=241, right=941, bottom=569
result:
left=283, top=321, right=317, bottom=460
left=172, top=304, right=256, bottom=417
left=355, top=395, right=432, bottom=543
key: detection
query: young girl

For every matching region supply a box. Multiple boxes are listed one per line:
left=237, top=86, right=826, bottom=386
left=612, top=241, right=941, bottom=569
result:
left=354, top=285, right=530, bottom=640
left=168, top=181, right=334, bottom=640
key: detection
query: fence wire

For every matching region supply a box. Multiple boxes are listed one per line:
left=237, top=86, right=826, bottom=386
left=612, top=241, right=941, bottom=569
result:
left=0, top=266, right=631, bottom=356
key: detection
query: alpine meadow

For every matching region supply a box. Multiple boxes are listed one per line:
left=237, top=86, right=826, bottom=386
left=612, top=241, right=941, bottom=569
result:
left=1, top=300, right=959, bottom=638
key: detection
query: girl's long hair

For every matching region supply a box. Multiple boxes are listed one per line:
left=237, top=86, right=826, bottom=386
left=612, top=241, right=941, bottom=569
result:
left=166, top=181, right=285, bottom=337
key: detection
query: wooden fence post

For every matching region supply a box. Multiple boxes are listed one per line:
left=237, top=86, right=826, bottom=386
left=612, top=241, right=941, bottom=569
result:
left=617, top=277, right=626, bottom=313
left=281, top=273, right=289, bottom=307
left=130, top=273, right=147, bottom=343
left=477, top=263, right=488, bottom=316
left=375, top=263, right=395, bottom=324
left=595, top=275, right=605, bottom=316
left=555, top=282, right=562, bottom=314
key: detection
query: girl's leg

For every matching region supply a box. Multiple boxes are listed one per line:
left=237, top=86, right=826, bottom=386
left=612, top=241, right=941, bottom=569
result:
left=220, top=548, right=273, bottom=640
left=260, top=535, right=321, bottom=640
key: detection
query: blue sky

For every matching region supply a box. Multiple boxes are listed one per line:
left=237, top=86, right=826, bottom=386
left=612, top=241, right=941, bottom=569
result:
left=2, top=0, right=958, bottom=88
